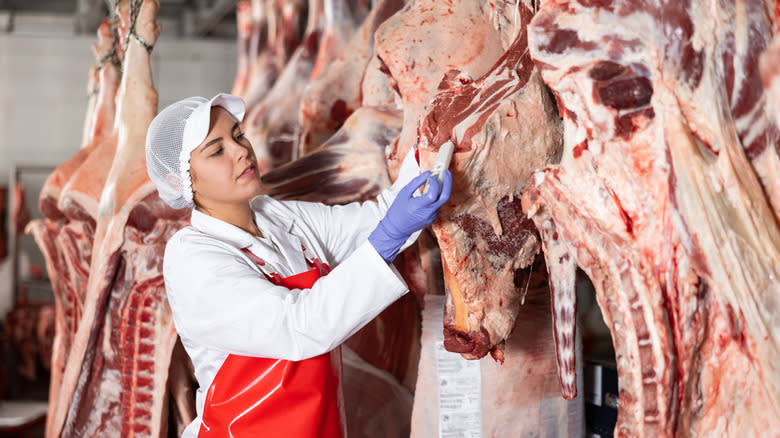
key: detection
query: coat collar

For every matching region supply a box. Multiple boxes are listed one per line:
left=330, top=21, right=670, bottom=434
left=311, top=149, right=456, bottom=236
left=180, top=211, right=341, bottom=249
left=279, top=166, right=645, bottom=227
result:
left=189, top=196, right=294, bottom=250
left=250, top=195, right=294, bottom=236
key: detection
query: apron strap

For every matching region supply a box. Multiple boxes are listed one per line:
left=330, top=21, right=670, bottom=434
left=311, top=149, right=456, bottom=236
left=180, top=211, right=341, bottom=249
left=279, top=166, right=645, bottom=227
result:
left=240, top=248, right=284, bottom=284
left=241, top=245, right=331, bottom=284
left=301, top=244, right=332, bottom=276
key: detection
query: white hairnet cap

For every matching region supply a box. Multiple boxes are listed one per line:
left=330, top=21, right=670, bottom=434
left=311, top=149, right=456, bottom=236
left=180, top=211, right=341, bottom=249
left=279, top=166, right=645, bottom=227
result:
left=145, top=93, right=246, bottom=209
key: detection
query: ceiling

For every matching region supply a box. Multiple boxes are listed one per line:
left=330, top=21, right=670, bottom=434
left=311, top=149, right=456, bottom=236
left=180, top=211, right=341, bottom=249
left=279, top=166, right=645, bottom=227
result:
left=0, top=0, right=239, bottom=38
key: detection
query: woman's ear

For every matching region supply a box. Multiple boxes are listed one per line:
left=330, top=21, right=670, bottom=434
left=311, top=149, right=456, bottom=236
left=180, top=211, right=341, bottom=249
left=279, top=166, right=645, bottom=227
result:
left=165, top=173, right=183, bottom=191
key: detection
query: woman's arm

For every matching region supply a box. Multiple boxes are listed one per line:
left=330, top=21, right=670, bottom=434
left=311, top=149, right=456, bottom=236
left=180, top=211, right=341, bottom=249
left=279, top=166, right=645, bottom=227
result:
left=281, top=149, right=421, bottom=263
left=163, top=234, right=407, bottom=361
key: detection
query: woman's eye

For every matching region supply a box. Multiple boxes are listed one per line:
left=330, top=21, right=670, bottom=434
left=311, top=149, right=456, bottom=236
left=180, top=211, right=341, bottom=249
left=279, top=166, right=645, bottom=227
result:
left=209, top=147, right=223, bottom=157
left=235, top=132, right=246, bottom=141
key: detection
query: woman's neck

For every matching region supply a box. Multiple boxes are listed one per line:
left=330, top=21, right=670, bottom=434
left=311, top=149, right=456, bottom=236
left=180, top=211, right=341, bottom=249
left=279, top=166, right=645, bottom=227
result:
left=197, top=200, right=262, bottom=238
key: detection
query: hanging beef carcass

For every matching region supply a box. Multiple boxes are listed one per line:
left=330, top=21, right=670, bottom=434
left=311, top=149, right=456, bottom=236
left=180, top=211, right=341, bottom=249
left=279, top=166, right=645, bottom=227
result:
left=244, top=0, right=320, bottom=110
left=35, top=18, right=115, bottom=226
left=297, top=0, right=405, bottom=154
left=262, top=106, right=401, bottom=202
left=259, top=0, right=406, bottom=205
left=48, top=24, right=122, bottom=382
left=46, top=1, right=192, bottom=436
left=246, top=1, right=272, bottom=104
left=230, top=1, right=253, bottom=99
left=371, top=0, right=583, bottom=433
left=241, top=0, right=277, bottom=108
left=309, top=0, right=362, bottom=79
left=25, top=19, right=121, bottom=438
left=269, top=0, right=308, bottom=62
left=374, top=0, right=564, bottom=363
left=414, top=1, right=566, bottom=367
left=524, top=0, right=780, bottom=436
left=244, top=0, right=368, bottom=172
left=243, top=0, right=332, bottom=171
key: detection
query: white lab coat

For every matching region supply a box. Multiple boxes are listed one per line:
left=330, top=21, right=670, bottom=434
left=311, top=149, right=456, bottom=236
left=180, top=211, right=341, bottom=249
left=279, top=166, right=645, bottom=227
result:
left=163, top=151, right=420, bottom=438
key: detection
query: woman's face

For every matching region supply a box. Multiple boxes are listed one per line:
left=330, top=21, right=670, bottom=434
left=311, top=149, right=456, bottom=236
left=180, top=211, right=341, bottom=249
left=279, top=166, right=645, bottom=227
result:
left=189, top=106, right=261, bottom=208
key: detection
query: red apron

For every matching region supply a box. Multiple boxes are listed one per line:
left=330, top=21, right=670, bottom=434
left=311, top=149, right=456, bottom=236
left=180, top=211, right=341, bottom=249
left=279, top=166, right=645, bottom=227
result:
left=198, top=247, right=344, bottom=438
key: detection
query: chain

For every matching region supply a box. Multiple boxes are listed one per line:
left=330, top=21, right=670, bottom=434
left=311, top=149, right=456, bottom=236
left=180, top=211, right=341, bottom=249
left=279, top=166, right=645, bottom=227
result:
left=124, top=0, right=154, bottom=54
left=98, top=1, right=122, bottom=68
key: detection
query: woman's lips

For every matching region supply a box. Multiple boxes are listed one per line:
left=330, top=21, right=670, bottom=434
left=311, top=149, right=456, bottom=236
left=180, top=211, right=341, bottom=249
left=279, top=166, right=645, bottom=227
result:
left=238, top=164, right=256, bottom=179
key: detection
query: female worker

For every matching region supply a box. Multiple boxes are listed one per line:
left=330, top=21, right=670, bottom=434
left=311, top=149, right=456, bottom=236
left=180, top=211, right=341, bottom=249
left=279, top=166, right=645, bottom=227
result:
left=144, top=93, right=452, bottom=438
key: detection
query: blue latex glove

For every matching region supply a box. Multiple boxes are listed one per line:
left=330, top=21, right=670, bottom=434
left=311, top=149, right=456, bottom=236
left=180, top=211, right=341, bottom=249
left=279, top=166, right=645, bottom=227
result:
left=369, top=170, right=452, bottom=263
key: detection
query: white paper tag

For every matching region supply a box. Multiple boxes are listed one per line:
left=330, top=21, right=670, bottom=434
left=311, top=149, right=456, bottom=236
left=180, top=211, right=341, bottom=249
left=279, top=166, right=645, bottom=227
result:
left=435, top=340, right=482, bottom=438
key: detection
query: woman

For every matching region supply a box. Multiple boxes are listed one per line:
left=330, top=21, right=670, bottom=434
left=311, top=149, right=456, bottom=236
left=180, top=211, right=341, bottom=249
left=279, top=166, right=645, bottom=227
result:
left=145, top=93, right=451, bottom=438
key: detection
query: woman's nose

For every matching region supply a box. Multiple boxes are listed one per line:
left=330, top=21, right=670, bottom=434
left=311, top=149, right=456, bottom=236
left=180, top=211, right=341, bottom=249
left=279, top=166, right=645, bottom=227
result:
left=228, top=141, right=248, bottom=161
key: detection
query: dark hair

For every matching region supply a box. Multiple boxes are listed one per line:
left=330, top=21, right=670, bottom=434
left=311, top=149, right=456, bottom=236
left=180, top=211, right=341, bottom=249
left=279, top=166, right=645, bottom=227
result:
left=190, top=166, right=203, bottom=212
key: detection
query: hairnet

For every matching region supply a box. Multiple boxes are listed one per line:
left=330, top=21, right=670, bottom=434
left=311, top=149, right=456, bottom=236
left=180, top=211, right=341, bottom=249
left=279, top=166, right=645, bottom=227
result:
left=145, top=93, right=246, bottom=209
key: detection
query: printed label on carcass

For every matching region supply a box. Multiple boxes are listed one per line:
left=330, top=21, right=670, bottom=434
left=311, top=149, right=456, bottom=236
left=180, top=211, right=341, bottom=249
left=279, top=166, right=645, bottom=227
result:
left=435, top=340, right=482, bottom=438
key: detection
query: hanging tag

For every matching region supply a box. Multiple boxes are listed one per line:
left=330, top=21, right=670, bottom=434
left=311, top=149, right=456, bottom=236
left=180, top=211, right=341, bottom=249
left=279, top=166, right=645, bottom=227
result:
left=435, top=340, right=482, bottom=437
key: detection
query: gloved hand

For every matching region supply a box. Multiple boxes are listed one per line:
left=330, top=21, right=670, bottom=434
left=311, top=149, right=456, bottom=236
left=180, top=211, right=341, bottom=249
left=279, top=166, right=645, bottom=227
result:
left=369, top=170, right=452, bottom=263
